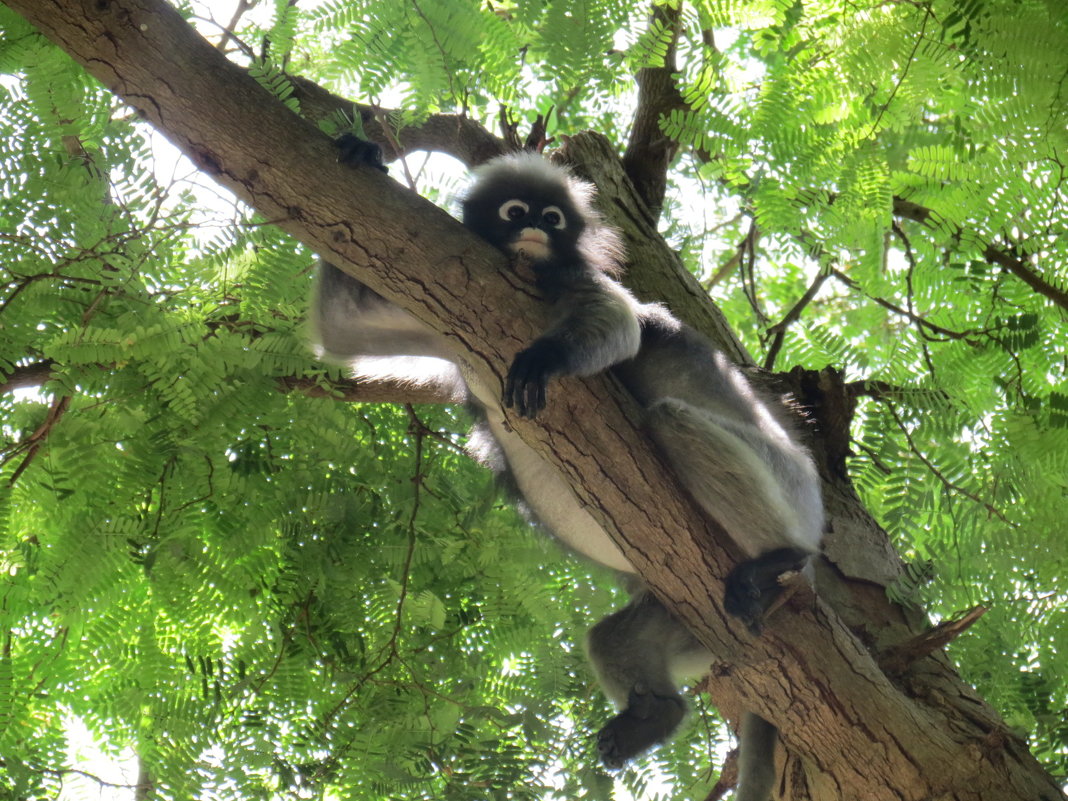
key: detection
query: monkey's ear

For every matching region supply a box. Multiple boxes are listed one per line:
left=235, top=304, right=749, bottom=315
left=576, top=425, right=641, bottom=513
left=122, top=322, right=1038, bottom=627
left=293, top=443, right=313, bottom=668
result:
left=335, top=133, right=388, bottom=174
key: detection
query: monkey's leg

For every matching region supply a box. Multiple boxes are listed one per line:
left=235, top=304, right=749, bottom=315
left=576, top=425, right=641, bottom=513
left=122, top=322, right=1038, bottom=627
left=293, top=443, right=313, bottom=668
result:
left=586, top=592, right=710, bottom=768
left=644, top=399, right=818, bottom=632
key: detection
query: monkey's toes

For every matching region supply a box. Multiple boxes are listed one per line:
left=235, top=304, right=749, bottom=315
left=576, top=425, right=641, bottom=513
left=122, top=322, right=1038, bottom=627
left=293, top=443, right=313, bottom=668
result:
left=596, top=692, right=686, bottom=769
left=597, top=713, right=661, bottom=769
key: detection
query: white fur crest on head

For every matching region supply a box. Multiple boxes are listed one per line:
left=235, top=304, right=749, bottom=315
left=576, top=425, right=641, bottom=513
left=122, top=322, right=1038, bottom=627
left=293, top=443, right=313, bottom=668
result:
left=467, top=151, right=598, bottom=211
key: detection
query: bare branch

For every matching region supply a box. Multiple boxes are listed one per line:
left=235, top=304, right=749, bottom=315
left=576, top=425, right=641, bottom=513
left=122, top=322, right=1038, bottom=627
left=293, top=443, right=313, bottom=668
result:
left=829, top=266, right=980, bottom=341
left=884, top=402, right=1013, bottom=526
left=1, top=361, right=457, bottom=405
left=214, top=0, right=255, bottom=53
left=278, top=374, right=461, bottom=405
left=763, top=269, right=830, bottom=370
left=288, top=76, right=507, bottom=168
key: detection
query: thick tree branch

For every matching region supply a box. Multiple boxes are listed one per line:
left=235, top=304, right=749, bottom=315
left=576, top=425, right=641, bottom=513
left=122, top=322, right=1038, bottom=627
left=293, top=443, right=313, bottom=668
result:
left=8, top=2, right=1064, bottom=800
left=0, top=361, right=56, bottom=394
left=287, top=76, right=508, bottom=169
left=621, top=3, right=687, bottom=215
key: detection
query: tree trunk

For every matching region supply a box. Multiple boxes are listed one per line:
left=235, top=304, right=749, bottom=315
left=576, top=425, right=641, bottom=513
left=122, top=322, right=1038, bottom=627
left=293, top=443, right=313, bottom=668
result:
left=8, top=1, right=1064, bottom=799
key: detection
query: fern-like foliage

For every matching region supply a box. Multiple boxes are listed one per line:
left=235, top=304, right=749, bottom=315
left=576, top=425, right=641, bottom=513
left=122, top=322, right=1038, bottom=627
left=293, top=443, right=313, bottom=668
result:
left=1, top=0, right=1067, bottom=797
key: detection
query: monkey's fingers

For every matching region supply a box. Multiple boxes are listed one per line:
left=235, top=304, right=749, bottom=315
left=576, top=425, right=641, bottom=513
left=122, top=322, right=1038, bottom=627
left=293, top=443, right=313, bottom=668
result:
left=505, top=340, right=569, bottom=416
left=335, top=133, right=388, bottom=173
left=503, top=364, right=525, bottom=412
left=521, top=375, right=547, bottom=418
left=505, top=349, right=549, bottom=417
left=506, top=372, right=545, bottom=418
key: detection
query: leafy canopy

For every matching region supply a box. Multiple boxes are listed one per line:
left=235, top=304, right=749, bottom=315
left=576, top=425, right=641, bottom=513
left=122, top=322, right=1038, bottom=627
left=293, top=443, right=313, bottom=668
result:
left=0, top=0, right=1065, bottom=798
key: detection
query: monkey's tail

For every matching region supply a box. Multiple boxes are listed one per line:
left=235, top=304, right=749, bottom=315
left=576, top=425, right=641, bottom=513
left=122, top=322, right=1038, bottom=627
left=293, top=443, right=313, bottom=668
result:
left=736, top=712, right=778, bottom=801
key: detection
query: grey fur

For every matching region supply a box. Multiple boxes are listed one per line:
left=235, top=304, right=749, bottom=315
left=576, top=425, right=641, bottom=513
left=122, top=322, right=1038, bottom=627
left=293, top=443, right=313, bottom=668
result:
left=312, top=145, right=824, bottom=799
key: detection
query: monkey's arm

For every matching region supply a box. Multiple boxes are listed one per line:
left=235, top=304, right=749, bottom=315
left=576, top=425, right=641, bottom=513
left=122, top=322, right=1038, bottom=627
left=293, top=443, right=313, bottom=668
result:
left=309, top=134, right=466, bottom=394
left=312, top=262, right=455, bottom=362
left=504, top=272, right=641, bottom=417
left=310, top=261, right=466, bottom=400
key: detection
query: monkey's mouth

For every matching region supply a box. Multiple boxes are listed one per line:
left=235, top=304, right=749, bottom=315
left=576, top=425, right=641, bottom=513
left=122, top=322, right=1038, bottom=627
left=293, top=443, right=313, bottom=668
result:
left=509, top=232, right=550, bottom=260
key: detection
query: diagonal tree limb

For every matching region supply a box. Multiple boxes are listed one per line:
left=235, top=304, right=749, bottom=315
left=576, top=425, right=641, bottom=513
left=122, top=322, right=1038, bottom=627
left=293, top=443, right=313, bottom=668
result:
left=892, top=197, right=1068, bottom=311
left=0, top=361, right=57, bottom=395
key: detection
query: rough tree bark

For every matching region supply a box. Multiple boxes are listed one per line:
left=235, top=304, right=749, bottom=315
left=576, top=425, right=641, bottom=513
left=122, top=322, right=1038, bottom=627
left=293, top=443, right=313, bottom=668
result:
left=6, top=1, right=1064, bottom=800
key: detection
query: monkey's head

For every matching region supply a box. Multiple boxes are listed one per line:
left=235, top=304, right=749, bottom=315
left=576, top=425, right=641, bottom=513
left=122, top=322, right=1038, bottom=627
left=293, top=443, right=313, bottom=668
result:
left=462, top=153, right=594, bottom=265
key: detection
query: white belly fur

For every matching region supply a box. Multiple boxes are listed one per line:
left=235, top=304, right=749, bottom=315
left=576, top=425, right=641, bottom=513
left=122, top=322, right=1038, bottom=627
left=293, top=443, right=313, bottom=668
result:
left=484, top=410, right=636, bottom=574
left=461, top=361, right=635, bottom=574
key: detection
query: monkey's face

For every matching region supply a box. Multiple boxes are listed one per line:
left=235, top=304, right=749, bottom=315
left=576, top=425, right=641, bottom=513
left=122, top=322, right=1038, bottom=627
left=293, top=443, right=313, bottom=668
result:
left=462, top=171, right=586, bottom=265
left=495, top=198, right=571, bottom=261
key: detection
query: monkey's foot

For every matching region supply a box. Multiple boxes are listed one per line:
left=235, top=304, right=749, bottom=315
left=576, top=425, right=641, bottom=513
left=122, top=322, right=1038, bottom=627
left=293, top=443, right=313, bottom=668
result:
left=725, top=547, right=811, bottom=634
left=596, top=686, right=686, bottom=769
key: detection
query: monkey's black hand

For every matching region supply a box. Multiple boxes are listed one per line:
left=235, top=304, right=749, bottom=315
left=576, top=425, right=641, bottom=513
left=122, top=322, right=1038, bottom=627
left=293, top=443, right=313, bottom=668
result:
left=724, top=547, right=811, bottom=634
left=504, top=340, right=568, bottom=418
left=335, top=132, right=388, bottom=173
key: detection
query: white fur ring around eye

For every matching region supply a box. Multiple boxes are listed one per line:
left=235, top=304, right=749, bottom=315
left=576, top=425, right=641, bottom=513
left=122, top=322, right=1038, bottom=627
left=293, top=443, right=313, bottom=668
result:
left=542, top=205, right=566, bottom=229
left=499, top=200, right=529, bottom=221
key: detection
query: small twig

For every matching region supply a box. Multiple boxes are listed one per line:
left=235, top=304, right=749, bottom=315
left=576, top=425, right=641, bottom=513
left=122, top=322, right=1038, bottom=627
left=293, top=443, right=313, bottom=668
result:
left=829, top=267, right=977, bottom=341
left=885, top=403, right=1013, bottom=525
left=865, top=4, right=931, bottom=138
left=372, top=108, right=418, bottom=190
left=706, top=245, right=742, bottom=288
left=737, top=222, right=769, bottom=326
left=762, top=568, right=808, bottom=620
left=763, top=269, right=830, bottom=370
left=409, top=0, right=459, bottom=105
left=25, top=764, right=141, bottom=791
left=851, top=439, right=895, bottom=475
left=846, top=379, right=952, bottom=405
left=880, top=605, right=988, bottom=675
left=6, top=394, right=71, bottom=485
left=702, top=747, right=739, bottom=801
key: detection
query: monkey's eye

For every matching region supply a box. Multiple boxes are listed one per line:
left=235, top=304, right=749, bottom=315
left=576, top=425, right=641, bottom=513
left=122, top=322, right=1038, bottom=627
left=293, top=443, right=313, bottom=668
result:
left=499, top=200, right=529, bottom=222
left=542, top=206, right=566, bottom=229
